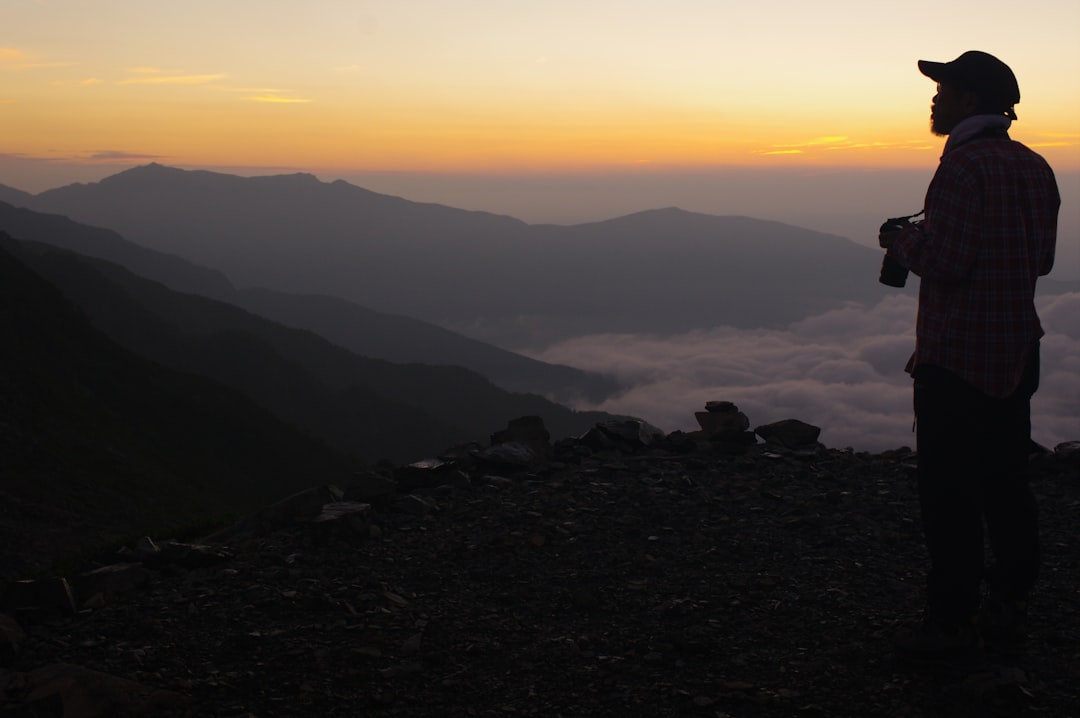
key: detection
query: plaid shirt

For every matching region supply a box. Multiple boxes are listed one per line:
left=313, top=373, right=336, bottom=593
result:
left=889, top=128, right=1059, bottom=398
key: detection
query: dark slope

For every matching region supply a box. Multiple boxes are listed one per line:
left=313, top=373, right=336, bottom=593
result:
left=0, top=200, right=616, bottom=401
left=0, top=184, right=33, bottom=206
left=0, top=200, right=234, bottom=299
left=0, top=235, right=357, bottom=577
left=234, top=287, right=620, bottom=403
left=9, top=238, right=617, bottom=464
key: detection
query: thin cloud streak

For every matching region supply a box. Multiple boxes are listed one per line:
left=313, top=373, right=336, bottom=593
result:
left=528, top=295, right=1080, bottom=452
left=87, top=150, right=163, bottom=161
left=245, top=95, right=312, bottom=104
left=119, top=74, right=226, bottom=85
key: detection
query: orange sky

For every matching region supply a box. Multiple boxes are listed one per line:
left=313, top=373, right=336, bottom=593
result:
left=3, top=1, right=1078, bottom=182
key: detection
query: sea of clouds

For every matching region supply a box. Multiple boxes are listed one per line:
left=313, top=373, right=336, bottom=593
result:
left=529, top=293, right=1080, bottom=452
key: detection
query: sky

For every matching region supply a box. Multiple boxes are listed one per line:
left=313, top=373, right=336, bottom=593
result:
left=2, top=0, right=1078, bottom=180
left=527, top=292, right=1080, bottom=452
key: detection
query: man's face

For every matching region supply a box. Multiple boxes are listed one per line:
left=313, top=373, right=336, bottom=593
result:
left=930, top=82, right=977, bottom=136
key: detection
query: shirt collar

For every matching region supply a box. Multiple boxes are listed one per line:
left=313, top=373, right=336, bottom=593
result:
left=943, top=114, right=1012, bottom=157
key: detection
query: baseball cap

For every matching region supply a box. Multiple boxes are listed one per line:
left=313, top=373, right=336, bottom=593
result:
left=918, top=51, right=1020, bottom=120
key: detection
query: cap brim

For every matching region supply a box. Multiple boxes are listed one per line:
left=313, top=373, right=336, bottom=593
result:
left=918, top=59, right=947, bottom=81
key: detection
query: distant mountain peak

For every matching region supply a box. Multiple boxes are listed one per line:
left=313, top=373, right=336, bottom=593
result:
left=111, top=162, right=177, bottom=177
left=98, top=163, right=192, bottom=187
left=94, top=164, right=329, bottom=193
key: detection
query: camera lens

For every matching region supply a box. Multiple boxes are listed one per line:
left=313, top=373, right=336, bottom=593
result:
left=879, top=255, right=909, bottom=287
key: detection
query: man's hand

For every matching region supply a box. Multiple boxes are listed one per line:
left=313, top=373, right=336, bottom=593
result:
left=879, top=228, right=904, bottom=250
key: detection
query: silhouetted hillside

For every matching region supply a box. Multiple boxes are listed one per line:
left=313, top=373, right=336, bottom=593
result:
left=0, top=200, right=617, bottom=401
left=0, top=235, right=358, bottom=577
left=234, top=288, right=620, bottom=402
left=26, top=164, right=902, bottom=347
left=0, top=200, right=234, bottom=299
left=8, top=237, right=619, bottom=465
left=0, top=184, right=33, bottom=206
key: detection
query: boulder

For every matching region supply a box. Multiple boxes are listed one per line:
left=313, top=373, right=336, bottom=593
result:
left=587, top=419, right=665, bottom=449
left=755, top=419, right=822, bottom=449
left=395, top=459, right=463, bottom=491
left=310, top=501, right=372, bottom=545
left=491, top=416, right=552, bottom=462
left=474, top=441, right=538, bottom=470
left=693, top=402, right=757, bottom=453
left=695, top=401, right=750, bottom=435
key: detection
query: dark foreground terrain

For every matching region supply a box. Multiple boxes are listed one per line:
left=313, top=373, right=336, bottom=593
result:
left=3, top=425, right=1079, bottom=717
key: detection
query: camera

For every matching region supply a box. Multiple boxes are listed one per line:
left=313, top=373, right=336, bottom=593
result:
left=878, top=210, right=924, bottom=288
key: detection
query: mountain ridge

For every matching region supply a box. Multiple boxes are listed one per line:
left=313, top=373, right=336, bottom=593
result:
left=21, top=164, right=903, bottom=347
left=0, top=200, right=614, bottom=401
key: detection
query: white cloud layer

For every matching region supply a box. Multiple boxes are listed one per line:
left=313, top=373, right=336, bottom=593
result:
left=529, top=293, right=1080, bottom=452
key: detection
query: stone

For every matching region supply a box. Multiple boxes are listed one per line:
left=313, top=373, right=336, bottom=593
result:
left=577, top=426, right=618, bottom=451
left=3, top=577, right=76, bottom=618
left=394, top=494, right=437, bottom=516
left=148, top=541, right=233, bottom=570
left=695, top=412, right=751, bottom=434
left=754, top=419, right=822, bottom=449
left=311, top=501, right=372, bottom=545
left=491, top=416, right=552, bottom=462
left=0, top=613, right=25, bottom=666
left=2, top=663, right=187, bottom=717
left=594, top=419, right=665, bottom=447
left=344, top=471, right=397, bottom=503
left=691, top=403, right=756, bottom=453
left=72, top=563, right=152, bottom=607
left=659, top=430, right=700, bottom=453
left=396, top=459, right=462, bottom=491
left=1055, top=441, right=1080, bottom=466
left=206, top=484, right=344, bottom=540
left=705, top=400, right=739, bottom=413
left=134, top=536, right=160, bottom=558
left=474, top=441, right=537, bottom=470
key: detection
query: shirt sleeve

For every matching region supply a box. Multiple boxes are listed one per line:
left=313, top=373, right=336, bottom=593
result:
left=889, top=157, right=981, bottom=283
left=1039, top=179, right=1060, bottom=276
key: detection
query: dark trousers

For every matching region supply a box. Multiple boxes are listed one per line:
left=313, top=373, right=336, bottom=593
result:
left=913, top=350, right=1040, bottom=625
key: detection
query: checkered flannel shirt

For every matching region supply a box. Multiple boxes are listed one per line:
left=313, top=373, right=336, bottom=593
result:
left=889, top=129, right=1059, bottom=398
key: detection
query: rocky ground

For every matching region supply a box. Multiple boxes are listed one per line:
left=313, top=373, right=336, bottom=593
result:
left=3, top=419, right=1079, bottom=717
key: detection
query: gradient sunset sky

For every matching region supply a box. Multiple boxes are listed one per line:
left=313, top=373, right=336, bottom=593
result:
left=3, top=0, right=1079, bottom=190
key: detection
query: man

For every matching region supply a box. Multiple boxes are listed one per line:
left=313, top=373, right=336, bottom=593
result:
left=879, top=51, right=1059, bottom=666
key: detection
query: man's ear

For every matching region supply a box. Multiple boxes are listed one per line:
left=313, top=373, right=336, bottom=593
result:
left=960, top=90, right=980, bottom=115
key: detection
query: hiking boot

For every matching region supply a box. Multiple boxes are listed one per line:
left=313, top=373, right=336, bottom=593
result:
left=893, top=615, right=984, bottom=674
left=978, top=595, right=1028, bottom=662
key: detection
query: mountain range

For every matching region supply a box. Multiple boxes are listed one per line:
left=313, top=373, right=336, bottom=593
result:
left=0, top=200, right=616, bottom=403
left=11, top=164, right=1077, bottom=349
left=13, top=164, right=909, bottom=347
